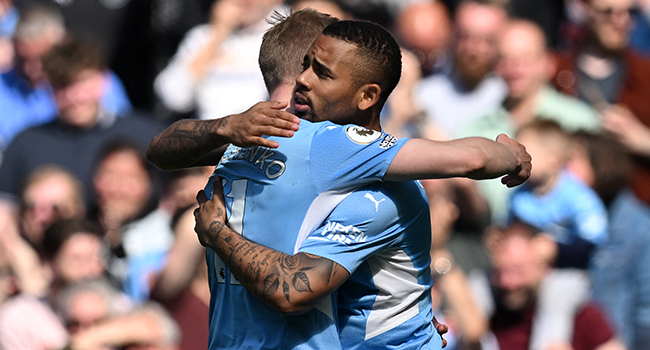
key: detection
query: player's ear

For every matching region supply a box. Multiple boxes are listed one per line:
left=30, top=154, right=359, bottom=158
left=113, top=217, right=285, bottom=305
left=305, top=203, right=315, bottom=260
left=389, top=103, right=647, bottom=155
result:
left=357, top=84, right=381, bottom=111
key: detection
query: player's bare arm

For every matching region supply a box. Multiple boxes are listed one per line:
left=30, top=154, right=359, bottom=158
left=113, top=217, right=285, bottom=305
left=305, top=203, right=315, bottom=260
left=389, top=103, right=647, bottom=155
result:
left=147, top=101, right=301, bottom=170
left=385, top=133, right=532, bottom=187
left=194, top=182, right=349, bottom=315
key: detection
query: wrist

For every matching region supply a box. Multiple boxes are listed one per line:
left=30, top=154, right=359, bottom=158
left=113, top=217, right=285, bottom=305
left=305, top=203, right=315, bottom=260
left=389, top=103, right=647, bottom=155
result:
left=210, top=117, right=230, bottom=143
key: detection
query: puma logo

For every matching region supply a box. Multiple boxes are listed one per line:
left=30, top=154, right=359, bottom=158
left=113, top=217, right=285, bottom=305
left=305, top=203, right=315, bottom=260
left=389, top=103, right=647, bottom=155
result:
left=364, top=193, right=385, bottom=211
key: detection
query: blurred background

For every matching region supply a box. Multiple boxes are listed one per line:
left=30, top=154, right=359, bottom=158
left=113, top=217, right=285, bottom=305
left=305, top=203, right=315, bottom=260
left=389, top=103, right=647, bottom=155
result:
left=0, top=0, right=649, bottom=349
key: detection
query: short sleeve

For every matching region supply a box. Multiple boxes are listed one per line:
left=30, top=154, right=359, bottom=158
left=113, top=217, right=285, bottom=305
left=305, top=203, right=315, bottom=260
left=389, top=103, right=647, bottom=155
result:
left=309, top=124, right=408, bottom=193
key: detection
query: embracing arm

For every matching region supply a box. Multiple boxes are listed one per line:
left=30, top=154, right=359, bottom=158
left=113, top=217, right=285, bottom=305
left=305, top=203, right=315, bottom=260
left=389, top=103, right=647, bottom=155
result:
left=385, top=134, right=531, bottom=187
left=147, top=101, right=300, bottom=170
left=193, top=186, right=349, bottom=315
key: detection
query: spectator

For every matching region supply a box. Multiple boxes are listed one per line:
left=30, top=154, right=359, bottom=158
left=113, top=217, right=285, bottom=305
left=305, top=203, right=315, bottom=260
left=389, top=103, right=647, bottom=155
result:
left=154, top=0, right=284, bottom=120
left=34, top=0, right=166, bottom=111
left=0, top=4, right=132, bottom=152
left=460, top=19, right=601, bottom=222
left=0, top=218, right=107, bottom=350
left=415, top=0, right=508, bottom=137
left=91, top=141, right=173, bottom=302
left=508, top=0, right=566, bottom=48
left=393, top=0, right=452, bottom=76
left=57, top=278, right=181, bottom=350
left=0, top=37, right=163, bottom=211
left=151, top=207, right=210, bottom=350
left=427, top=185, right=489, bottom=349
left=0, top=0, right=17, bottom=72
left=0, top=166, right=86, bottom=298
left=149, top=167, right=211, bottom=350
left=19, top=165, right=86, bottom=247
left=56, top=278, right=131, bottom=335
left=382, top=47, right=448, bottom=140
left=468, top=222, right=625, bottom=350
left=552, top=0, right=650, bottom=206
left=570, top=131, right=650, bottom=350
left=509, top=120, right=608, bottom=269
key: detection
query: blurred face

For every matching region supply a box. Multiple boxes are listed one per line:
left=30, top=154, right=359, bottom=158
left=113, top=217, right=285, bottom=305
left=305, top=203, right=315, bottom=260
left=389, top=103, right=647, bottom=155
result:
left=294, top=34, right=363, bottom=125
left=94, top=150, right=151, bottom=225
left=567, top=139, right=596, bottom=187
left=54, top=69, right=104, bottom=128
left=14, top=36, right=57, bottom=86
left=454, top=3, right=506, bottom=87
left=21, top=174, right=83, bottom=245
left=53, top=233, right=105, bottom=283
left=586, top=0, right=635, bottom=53
left=65, top=290, right=109, bottom=334
left=516, top=130, right=558, bottom=186
left=395, top=1, right=451, bottom=73
left=491, top=235, right=545, bottom=311
left=496, top=24, right=549, bottom=100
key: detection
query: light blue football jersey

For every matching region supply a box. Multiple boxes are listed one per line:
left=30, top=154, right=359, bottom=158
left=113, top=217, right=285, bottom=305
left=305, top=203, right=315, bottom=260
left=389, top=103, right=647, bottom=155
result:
left=299, top=181, right=443, bottom=350
left=203, top=119, right=407, bottom=350
left=508, top=171, right=608, bottom=246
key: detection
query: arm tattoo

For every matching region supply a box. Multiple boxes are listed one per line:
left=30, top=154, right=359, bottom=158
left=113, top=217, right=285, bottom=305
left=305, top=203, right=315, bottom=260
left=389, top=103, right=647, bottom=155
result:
left=209, top=221, right=225, bottom=239
left=151, top=118, right=229, bottom=168
left=212, top=226, right=338, bottom=308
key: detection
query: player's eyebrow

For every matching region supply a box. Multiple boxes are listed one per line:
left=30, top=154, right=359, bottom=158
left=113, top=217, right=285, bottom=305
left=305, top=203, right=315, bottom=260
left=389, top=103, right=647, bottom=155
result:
left=312, top=57, right=333, bottom=78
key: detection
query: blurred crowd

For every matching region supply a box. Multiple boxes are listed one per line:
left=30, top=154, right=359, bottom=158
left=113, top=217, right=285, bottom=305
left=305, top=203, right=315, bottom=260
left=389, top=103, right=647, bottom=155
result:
left=0, top=0, right=649, bottom=349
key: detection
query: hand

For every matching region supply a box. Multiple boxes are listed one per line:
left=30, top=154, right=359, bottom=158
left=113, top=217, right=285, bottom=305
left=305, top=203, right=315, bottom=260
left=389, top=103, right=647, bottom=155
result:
left=210, top=0, right=246, bottom=33
left=601, top=104, right=650, bottom=157
left=496, top=134, right=532, bottom=188
left=223, top=100, right=300, bottom=149
left=194, top=177, right=228, bottom=248
left=67, top=332, right=112, bottom=350
left=433, top=315, right=449, bottom=348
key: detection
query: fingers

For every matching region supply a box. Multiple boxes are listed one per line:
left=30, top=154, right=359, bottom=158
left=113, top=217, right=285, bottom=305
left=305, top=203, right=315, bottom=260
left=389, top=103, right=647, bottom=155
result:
left=495, top=133, right=510, bottom=143
left=212, top=176, right=226, bottom=203
left=226, top=101, right=300, bottom=148
left=196, top=189, right=208, bottom=205
left=432, top=316, right=449, bottom=349
left=258, top=109, right=300, bottom=130
left=248, top=137, right=281, bottom=149
left=502, top=175, right=526, bottom=188
left=265, top=100, right=289, bottom=110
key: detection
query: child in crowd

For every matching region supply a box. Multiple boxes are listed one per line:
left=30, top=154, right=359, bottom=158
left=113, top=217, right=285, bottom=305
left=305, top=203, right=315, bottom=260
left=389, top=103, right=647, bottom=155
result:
left=508, top=119, right=608, bottom=269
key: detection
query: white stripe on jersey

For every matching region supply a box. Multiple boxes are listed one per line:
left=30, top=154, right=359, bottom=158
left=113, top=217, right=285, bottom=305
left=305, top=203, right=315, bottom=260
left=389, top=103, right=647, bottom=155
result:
left=293, top=190, right=353, bottom=254
left=292, top=189, right=353, bottom=321
left=365, top=249, right=424, bottom=339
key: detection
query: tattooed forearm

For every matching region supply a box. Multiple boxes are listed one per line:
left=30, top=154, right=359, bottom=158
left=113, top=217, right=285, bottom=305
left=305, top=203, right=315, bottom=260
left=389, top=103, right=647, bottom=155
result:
left=147, top=118, right=230, bottom=169
left=208, top=223, right=346, bottom=313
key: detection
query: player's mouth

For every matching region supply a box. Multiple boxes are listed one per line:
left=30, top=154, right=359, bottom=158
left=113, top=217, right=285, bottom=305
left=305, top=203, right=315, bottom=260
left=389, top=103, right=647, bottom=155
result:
left=293, top=91, right=311, bottom=114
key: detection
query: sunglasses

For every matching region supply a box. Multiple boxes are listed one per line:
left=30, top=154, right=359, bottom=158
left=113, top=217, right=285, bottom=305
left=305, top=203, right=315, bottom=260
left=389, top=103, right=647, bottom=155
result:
left=593, top=6, right=639, bottom=18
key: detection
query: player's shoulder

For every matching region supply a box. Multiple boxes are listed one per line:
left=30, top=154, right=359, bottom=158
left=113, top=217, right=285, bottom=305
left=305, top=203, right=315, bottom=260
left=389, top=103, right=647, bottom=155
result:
left=339, top=183, right=401, bottom=218
left=309, top=121, right=401, bottom=149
